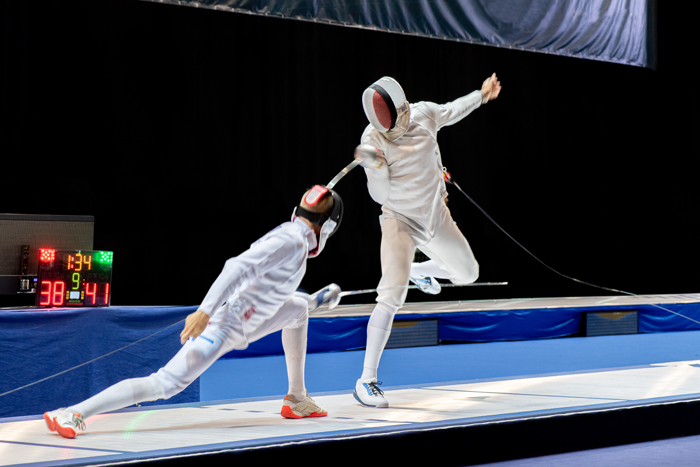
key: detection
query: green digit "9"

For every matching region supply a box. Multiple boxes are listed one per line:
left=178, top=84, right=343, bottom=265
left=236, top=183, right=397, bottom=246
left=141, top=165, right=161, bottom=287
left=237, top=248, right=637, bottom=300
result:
left=72, top=273, right=80, bottom=290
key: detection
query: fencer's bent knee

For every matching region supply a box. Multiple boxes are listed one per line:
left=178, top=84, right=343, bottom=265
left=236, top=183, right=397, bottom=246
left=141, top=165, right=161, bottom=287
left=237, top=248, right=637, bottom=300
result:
left=451, top=261, right=479, bottom=285
left=285, top=307, right=308, bottom=329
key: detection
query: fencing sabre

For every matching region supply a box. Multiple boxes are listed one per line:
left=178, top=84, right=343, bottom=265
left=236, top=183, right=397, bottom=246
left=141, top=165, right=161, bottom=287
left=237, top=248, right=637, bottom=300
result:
left=314, top=282, right=507, bottom=314
left=338, top=282, right=508, bottom=299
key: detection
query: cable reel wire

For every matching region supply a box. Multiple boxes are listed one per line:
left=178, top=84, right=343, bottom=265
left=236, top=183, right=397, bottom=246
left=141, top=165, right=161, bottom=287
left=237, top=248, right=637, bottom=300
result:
left=443, top=171, right=700, bottom=327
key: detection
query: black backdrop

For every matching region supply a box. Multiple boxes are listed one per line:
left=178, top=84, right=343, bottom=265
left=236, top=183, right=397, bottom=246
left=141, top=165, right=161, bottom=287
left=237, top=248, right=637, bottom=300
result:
left=1, top=0, right=697, bottom=306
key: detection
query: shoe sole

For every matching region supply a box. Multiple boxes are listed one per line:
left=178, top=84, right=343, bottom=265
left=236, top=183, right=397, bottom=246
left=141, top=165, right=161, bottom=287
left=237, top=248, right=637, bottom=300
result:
left=280, top=406, right=327, bottom=419
left=43, top=413, right=56, bottom=432
left=353, top=389, right=389, bottom=408
left=422, top=279, right=441, bottom=295
left=410, top=278, right=441, bottom=295
left=53, top=419, right=78, bottom=439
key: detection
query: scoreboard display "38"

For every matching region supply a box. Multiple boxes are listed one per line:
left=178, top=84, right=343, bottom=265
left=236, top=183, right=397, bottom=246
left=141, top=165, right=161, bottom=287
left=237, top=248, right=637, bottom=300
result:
left=36, top=249, right=113, bottom=307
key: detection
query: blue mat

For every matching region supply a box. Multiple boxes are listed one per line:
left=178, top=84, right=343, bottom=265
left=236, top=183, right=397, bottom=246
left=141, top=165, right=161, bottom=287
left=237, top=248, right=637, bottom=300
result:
left=3, top=302, right=700, bottom=418
left=200, top=330, right=700, bottom=401
left=0, top=306, right=198, bottom=418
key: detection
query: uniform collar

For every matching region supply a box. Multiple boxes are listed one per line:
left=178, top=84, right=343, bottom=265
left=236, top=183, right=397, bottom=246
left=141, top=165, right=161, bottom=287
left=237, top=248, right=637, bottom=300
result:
left=293, top=217, right=318, bottom=253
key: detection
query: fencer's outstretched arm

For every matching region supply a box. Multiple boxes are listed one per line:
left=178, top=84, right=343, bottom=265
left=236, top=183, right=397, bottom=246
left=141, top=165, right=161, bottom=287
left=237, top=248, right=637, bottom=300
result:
left=434, top=90, right=482, bottom=128
left=180, top=234, right=304, bottom=343
left=433, top=73, right=502, bottom=130
left=197, top=235, right=297, bottom=317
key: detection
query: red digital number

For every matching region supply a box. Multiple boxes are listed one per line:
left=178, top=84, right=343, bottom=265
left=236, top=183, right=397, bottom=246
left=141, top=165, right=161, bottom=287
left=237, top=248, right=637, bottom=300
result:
left=85, top=282, right=97, bottom=305
left=39, top=281, right=52, bottom=306
left=40, top=281, right=65, bottom=306
left=52, top=281, right=65, bottom=306
left=101, top=283, right=110, bottom=305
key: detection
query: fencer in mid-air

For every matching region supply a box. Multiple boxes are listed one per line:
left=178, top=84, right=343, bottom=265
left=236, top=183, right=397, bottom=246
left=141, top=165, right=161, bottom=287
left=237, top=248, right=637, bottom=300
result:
left=44, top=185, right=344, bottom=438
left=353, top=73, right=502, bottom=408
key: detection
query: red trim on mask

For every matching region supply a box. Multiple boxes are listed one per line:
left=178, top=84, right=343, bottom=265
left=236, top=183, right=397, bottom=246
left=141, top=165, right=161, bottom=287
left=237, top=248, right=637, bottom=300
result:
left=304, top=185, right=329, bottom=206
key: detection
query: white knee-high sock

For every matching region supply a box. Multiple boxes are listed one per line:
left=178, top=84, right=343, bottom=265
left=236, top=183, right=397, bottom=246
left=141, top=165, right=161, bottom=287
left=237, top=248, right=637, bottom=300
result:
left=360, top=302, right=399, bottom=381
left=411, top=260, right=450, bottom=279
left=282, top=317, right=308, bottom=400
left=66, top=376, right=164, bottom=419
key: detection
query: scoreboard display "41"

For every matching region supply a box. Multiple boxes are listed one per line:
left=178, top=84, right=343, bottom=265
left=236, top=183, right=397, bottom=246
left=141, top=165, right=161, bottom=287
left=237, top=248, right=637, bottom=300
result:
left=36, top=249, right=113, bottom=307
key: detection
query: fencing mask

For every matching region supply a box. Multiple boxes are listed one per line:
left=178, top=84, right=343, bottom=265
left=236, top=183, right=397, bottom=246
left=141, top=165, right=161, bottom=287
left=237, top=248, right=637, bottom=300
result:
left=362, top=77, right=410, bottom=141
left=293, top=185, right=343, bottom=258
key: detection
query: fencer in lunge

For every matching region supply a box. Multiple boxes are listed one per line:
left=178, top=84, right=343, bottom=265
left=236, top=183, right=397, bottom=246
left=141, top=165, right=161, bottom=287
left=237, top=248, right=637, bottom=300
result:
left=44, top=185, right=344, bottom=438
left=353, top=74, right=502, bottom=408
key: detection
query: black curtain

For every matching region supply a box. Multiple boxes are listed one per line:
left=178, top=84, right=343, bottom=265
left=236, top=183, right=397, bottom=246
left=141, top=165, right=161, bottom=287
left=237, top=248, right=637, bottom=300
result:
left=1, top=0, right=697, bottom=306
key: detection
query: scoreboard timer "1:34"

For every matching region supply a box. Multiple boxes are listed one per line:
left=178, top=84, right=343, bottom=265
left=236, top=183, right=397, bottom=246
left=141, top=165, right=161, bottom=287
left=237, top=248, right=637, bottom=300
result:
left=36, top=249, right=113, bottom=307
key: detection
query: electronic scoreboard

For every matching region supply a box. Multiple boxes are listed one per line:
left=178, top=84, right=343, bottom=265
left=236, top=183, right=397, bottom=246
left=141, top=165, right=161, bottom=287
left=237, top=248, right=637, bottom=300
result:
left=36, top=249, right=113, bottom=307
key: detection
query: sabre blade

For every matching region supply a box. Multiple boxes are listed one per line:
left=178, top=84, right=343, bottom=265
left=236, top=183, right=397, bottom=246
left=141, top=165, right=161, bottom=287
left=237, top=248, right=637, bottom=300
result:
left=338, top=281, right=508, bottom=298
left=326, top=159, right=362, bottom=190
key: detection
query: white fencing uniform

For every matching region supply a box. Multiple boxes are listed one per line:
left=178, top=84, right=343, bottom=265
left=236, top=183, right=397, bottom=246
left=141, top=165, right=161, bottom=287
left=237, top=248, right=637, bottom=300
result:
left=65, top=218, right=317, bottom=418
left=150, top=217, right=317, bottom=398
left=362, top=90, right=483, bottom=307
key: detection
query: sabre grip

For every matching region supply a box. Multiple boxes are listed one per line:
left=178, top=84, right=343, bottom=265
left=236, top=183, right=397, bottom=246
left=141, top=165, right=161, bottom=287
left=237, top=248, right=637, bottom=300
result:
left=309, top=283, right=341, bottom=311
left=354, top=144, right=387, bottom=169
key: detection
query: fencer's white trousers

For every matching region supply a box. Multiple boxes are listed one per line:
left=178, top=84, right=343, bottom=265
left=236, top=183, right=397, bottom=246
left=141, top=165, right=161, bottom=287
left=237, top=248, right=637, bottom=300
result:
left=376, top=205, right=479, bottom=308
left=68, top=297, right=310, bottom=419
left=151, top=297, right=308, bottom=399
left=359, top=206, right=479, bottom=381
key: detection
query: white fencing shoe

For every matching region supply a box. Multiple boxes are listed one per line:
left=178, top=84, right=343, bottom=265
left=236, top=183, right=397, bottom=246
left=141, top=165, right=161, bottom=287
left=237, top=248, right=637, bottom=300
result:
left=51, top=410, right=85, bottom=439
left=281, top=392, right=328, bottom=419
left=353, top=378, right=388, bottom=408
left=409, top=275, right=441, bottom=295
